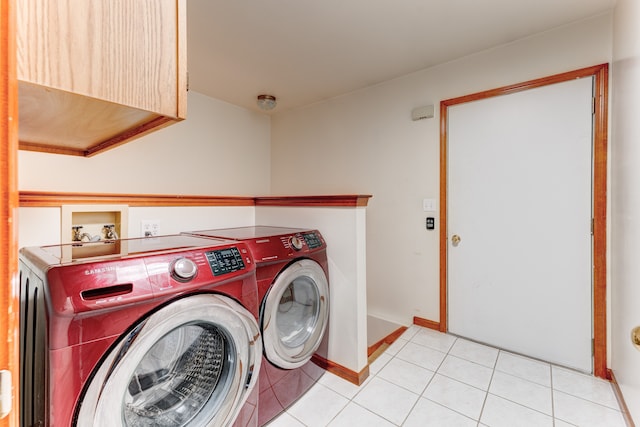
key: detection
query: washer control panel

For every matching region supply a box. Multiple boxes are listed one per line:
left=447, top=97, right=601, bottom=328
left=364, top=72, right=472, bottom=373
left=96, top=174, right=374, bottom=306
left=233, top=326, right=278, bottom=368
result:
left=302, top=232, right=323, bottom=249
left=289, top=235, right=304, bottom=251
left=205, top=247, right=246, bottom=276
left=171, top=257, right=198, bottom=281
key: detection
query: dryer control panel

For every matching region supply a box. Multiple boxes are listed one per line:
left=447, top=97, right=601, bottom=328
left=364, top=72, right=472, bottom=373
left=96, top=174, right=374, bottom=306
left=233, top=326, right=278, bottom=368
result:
left=302, top=232, right=323, bottom=249
left=206, top=247, right=246, bottom=276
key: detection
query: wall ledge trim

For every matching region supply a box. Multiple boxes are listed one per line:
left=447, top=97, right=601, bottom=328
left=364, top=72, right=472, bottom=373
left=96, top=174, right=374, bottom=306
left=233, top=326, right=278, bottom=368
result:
left=413, top=316, right=442, bottom=332
left=19, top=191, right=372, bottom=208
left=256, top=195, right=372, bottom=207
left=311, top=354, right=369, bottom=386
left=368, top=326, right=407, bottom=357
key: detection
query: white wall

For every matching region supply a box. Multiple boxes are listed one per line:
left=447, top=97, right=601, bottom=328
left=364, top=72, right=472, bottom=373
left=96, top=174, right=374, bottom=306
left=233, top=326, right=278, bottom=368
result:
left=18, top=91, right=271, bottom=249
left=271, top=14, right=613, bottom=327
left=18, top=91, right=272, bottom=196
left=18, top=206, right=256, bottom=248
left=17, top=10, right=627, bottom=392
left=17, top=88, right=370, bottom=375
left=611, top=0, right=640, bottom=421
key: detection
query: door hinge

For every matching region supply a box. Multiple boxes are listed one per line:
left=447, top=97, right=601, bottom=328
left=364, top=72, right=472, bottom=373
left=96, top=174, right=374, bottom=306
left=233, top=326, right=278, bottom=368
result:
left=0, top=370, right=12, bottom=419
left=592, top=338, right=595, bottom=356
left=591, top=218, right=594, bottom=235
left=592, top=96, right=596, bottom=115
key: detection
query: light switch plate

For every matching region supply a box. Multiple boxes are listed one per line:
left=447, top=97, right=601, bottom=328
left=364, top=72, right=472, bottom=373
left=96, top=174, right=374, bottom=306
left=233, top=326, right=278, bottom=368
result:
left=423, top=198, right=436, bottom=212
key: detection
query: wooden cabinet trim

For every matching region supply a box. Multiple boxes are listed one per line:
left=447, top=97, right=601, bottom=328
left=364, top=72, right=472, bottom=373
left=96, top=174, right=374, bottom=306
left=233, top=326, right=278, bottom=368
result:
left=17, top=0, right=187, bottom=157
left=176, top=0, right=187, bottom=118
left=84, top=116, right=176, bottom=157
left=19, top=192, right=371, bottom=208
left=19, top=110, right=177, bottom=157
left=19, top=191, right=255, bottom=207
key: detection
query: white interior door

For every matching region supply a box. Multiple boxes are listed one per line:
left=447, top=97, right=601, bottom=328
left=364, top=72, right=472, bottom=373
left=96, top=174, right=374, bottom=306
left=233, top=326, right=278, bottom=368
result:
left=447, top=77, right=594, bottom=372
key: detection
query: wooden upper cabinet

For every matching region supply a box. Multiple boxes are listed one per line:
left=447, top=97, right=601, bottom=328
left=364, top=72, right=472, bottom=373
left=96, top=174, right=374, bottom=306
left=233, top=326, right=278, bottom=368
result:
left=17, top=0, right=187, bottom=156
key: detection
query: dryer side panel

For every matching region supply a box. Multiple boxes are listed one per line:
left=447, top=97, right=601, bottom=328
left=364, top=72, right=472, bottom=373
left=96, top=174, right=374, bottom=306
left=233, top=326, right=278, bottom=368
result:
left=19, top=261, right=47, bottom=427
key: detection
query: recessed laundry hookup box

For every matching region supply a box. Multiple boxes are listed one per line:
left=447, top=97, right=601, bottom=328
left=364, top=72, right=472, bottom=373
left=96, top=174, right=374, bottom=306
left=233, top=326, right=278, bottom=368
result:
left=61, top=204, right=128, bottom=244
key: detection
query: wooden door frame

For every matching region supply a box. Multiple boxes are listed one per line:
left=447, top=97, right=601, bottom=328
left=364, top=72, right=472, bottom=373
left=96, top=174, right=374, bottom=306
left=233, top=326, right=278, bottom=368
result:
left=0, top=0, right=19, bottom=425
left=439, top=64, right=609, bottom=379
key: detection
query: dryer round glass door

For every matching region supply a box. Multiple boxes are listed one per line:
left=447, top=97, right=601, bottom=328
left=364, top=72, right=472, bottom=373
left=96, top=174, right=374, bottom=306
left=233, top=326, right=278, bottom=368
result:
left=75, top=294, right=262, bottom=427
left=262, top=259, right=329, bottom=369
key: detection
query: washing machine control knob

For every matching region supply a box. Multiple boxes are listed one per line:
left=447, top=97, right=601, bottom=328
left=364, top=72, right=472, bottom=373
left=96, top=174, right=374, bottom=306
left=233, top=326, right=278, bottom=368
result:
left=172, top=257, right=198, bottom=281
left=290, top=236, right=304, bottom=251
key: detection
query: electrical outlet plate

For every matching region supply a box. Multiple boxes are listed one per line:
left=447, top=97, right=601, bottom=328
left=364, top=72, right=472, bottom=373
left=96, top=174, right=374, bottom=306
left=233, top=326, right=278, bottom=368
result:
left=141, top=220, right=161, bottom=237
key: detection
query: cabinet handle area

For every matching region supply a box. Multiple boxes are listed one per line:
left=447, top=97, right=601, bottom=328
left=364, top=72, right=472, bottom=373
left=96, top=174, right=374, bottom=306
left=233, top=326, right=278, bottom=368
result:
left=0, top=370, right=12, bottom=419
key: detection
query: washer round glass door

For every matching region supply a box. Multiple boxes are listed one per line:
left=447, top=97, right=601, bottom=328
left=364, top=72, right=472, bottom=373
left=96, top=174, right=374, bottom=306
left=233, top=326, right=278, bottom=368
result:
left=76, top=294, right=261, bottom=427
left=262, top=259, right=329, bottom=369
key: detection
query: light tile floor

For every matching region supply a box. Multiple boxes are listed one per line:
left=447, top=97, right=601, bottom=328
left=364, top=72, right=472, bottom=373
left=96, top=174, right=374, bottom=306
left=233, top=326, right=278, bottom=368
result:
left=267, top=325, right=628, bottom=427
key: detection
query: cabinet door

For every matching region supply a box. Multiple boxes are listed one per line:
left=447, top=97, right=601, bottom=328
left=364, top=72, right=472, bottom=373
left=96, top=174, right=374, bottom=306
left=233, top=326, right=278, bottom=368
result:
left=17, top=0, right=186, bottom=118
left=1, top=0, right=19, bottom=424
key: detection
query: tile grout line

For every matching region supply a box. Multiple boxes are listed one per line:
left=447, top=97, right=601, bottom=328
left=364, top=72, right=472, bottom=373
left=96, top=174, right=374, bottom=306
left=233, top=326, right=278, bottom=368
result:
left=397, top=334, right=460, bottom=426
left=403, top=328, right=491, bottom=425
left=347, top=344, right=410, bottom=426
left=476, top=348, right=502, bottom=426
left=420, top=332, right=490, bottom=424
left=550, top=362, right=556, bottom=427
left=409, top=328, right=560, bottom=425
left=489, top=351, right=560, bottom=423
left=276, top=325, right=624, bottom=427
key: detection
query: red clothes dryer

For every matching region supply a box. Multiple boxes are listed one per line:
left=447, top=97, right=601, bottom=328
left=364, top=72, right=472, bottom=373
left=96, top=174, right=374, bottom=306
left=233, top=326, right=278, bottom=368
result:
left=19, top=235, right=262, bottom=427
left=182, top=226, right=330, bottom=426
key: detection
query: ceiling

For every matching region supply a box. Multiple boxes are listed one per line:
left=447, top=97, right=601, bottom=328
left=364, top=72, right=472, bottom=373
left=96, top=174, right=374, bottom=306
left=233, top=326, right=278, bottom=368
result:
left=187, top=0, right=616, bottom=114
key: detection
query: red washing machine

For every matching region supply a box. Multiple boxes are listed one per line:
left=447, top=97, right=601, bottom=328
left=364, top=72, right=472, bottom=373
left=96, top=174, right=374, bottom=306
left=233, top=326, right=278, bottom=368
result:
left=19, top=235, right=263, bottom=427
left=182, top=226, right=330, bottom=426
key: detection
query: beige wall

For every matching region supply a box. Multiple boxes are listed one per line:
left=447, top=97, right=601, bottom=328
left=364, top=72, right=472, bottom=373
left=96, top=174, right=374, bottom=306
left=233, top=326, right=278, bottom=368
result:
left=611, top=0, right=640, bottom=420
left=270, top=14, right=613, bottom=326
left=18, top=91, right=272, bottom=196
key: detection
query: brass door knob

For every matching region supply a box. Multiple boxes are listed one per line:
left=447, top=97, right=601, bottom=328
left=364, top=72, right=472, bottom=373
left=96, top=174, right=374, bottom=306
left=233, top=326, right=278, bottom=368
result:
left=632, top=326, right=640, bottom=351
left=451, top=234, right=461, bottom=247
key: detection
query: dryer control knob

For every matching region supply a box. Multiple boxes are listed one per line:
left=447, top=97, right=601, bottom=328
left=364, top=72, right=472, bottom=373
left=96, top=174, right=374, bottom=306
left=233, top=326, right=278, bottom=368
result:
left=172, top=257, right=198, bottom=281
left=290, top=236, right=304, bottom=251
